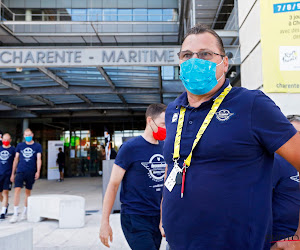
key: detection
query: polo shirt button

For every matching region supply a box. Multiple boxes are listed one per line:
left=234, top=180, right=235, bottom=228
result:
left=189, top=121, right=193, bottom=125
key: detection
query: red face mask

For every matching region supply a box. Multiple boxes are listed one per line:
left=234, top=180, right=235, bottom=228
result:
left=2, top=141, right=10, bottom=146
left=151, top=119, right=166, bottom=141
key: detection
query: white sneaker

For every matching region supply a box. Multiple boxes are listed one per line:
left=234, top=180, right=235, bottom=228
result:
left=9, top=214, right=18, bottom=223
left=20, top=213, right=27, bottom=221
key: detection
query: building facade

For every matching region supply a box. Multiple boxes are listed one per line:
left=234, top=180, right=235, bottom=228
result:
left=0, top=0, right=239, bottom=176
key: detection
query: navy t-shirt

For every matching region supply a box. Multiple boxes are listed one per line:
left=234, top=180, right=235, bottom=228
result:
left=16, top=142, right=42, bottom=173
left=0, top=146, right=15, bottom=175
left=272, top=153, right=300, bottom=241
left=162, top=79, right=297, bottom=250
left=115, top=136, right=166, bottom=216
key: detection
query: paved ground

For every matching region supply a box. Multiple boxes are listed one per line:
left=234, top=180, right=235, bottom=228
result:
left=0, top=177, right=167, bottom=249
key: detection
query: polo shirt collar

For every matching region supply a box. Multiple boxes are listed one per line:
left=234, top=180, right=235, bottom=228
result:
left=175, top=78, right=231, bottom=109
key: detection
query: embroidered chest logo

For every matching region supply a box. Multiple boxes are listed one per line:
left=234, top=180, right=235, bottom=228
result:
left=172, top=113, right=179, bottom=123
left=290, top=172, right=300, bottom=183
left=215, top=109, right=234, bottom=122
left=141, top=154, right=166, bottom=182
left=0, top=150, right=10, bottom=162
left=21, top=147, right=35, bottom=161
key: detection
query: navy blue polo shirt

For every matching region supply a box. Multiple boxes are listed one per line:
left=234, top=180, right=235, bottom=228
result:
left=162, top=79, right=297, bottom=250
left=0, top=146, right=15, bottom=175
left=115, top=136, right=166, bottom=216
left=272, top=153, right=300, bottom=241
left=16, top=142, right=42, bottom=173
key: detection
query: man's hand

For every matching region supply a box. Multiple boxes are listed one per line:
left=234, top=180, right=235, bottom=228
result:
left=100, top=222, right=113, bottom=248
left=159, top=220, right=165, bottom=237
left=35, top=171, right=40, bottom=180
left=270, top=235, right=300, bottom=250
left=10, top=174, right=15, bottom=183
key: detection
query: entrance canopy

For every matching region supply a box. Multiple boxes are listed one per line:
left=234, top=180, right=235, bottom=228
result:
left=0, top=46, right=239, bottom=119
left=0, top=0, right=240, bottom=120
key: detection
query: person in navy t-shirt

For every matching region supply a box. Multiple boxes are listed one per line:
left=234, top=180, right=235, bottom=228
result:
left=271, top=116, right=300, bottom=246
left=0, top=133, right=15, bottom=219
left=100, top=103, right=167, bottom=249
left=9, top=128, right=42, bottom=223
left=161, top=24, right=300, bottom=250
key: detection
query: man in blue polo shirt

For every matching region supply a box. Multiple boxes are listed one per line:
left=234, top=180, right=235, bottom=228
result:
left=10, top=128, right=42, bottom=223
left=0, top=133, right=15, bottom=219
left=271, top=115, right=300, bottom=245
left=161, top=24, right=300, bottom=250
left=100, top=103, right=167, bottom=249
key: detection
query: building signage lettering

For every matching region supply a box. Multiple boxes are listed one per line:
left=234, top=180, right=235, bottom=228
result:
left=0, top=47, right=179, bottom=67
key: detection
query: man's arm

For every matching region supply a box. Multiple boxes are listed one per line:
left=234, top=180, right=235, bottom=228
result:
left=10, top=152, right=19, bottom=182
left=159, top=164, right=168, bottom=237
left=100, top=164, right=126, bottom=248
left=271, top=133, right=300, bottom=249
left=276, top=132, right=300, bottom=172
left=35, top=152, right=42, bottom=180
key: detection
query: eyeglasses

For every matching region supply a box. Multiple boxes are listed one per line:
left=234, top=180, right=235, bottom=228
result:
left=177, top=50, right=225, bottom=61
left=287, top=115, right=300, bottom=122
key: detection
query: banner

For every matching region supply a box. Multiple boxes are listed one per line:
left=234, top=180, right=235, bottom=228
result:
left=260, top=0, right=300, bottom=92
left=47, top=140, right=64, bottom=180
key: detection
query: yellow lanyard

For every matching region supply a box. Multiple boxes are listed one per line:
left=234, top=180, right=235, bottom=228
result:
left=173, top=85, right=232, bottom=168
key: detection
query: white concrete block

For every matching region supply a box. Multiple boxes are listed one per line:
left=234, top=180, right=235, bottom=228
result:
left=0, top=226, right=33, bottom=250
left=28, top=195, right=85, bottom=228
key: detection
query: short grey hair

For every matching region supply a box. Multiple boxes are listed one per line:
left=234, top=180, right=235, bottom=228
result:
left=183, top=24, right=225, bottom=55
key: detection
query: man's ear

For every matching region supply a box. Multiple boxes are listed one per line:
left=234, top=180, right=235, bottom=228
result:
left=223, top=56, right=229, bottom=73
left=146, top=116, right=152, bottom=126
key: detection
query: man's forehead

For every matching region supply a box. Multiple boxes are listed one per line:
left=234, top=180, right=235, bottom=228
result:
left=181, top=33, right=219, bottom=51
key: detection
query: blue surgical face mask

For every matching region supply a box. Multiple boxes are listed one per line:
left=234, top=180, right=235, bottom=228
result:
left=25, top=136, right=33, bottom=142
left=179, top=58, right=224, bottom=95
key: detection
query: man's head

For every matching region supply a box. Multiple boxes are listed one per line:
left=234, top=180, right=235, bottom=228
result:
left=23, top=128, right=34, bottom=143
left=178, top=24, right=229, bottom=94
left=2, top=133, right=11, bottom=147
left=145, top=103, right=167, bottom=134
left=287, top=115, right=300, bottom=131
left=59, top=147, right=62, bottom=152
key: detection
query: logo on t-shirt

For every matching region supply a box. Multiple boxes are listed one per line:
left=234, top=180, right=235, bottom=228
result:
left=0, top=150, right=10, bottom=163
left=141, top=154, right=166, bottom=183
left=21, top=147, right=35, bottom=162
left=172, top=113, right=179, bottom=123
left=216, top=109, right=234, bottom=122
left=290, top=172, right=299, bottom=183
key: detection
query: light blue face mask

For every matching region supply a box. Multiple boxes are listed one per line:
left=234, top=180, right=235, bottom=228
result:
left=25, top=136, right=33, bottom=142
left=179, top=58, right=224, bottom=95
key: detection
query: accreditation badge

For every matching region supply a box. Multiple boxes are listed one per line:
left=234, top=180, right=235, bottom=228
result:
left=165, top=162, right=182, bottom=192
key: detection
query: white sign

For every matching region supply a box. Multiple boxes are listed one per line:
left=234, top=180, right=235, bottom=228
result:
left=0, top=47, right=180, bottom=67
left=47, top=140, right=64, bottom=180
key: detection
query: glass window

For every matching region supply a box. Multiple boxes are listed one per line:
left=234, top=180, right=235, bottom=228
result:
left=133, top=9, right=147, bottom=21
left=11, top=9, right=26, bottom=21
left=103, top=9, right=117, bottom=21
left=148, top=9, right=162, bottom=21
left=118, top=9, right=132, bottom=21
left=163, top=9, right=173, bottom=22
left=71, top=9, right=87, bottom=21
left=162, top=66, right=174, bottom=80
left=32, top=9, right=43, bottom=21
left=87, top=9, right=102, bottom=21
left=44, top=9, right=59, bottom=21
